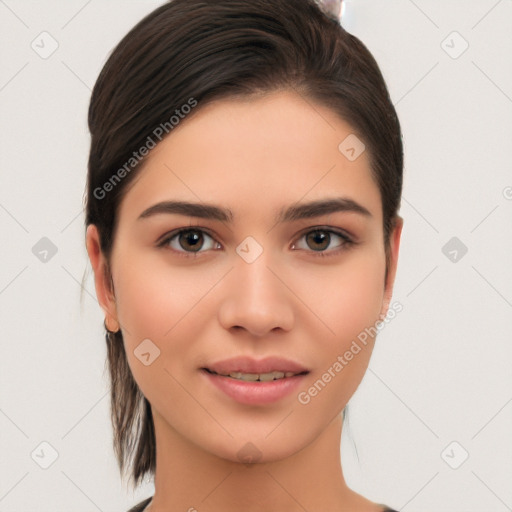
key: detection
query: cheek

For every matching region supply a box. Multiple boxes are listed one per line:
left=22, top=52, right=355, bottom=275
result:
left=110, top=253, right=209, bottom=396
left=296, top=249, right=385, bottom=343
left=111, top=251, right=225, bottom=393
left=293, top=254, right=385, bottom=414
left=112, top=251, right=210, bottom=338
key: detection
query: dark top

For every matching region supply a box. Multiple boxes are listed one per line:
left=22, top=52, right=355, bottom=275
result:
left=127, top=497, right=152, bottom=512
left=127, top=496, right=399, bottom=511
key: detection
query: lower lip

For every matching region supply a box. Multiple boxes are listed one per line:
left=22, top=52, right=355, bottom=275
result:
left=201, top=369, right=308, bottom=405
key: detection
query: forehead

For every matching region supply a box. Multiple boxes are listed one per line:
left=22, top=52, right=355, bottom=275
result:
left=117, top=89, right=381, bottom=225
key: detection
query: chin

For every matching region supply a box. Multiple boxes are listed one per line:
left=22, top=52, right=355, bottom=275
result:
left=197, top=426, right=314, bottom=466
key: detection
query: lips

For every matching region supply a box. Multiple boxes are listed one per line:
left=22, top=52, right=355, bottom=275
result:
left=201, top=363, right=309, bottom=405
left=202, top=355, right=310, bottom=376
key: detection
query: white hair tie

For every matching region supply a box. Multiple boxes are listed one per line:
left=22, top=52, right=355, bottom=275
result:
left=318, top=0, right=343, bottom=20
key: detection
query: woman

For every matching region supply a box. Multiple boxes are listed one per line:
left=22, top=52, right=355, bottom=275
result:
left=84, top=0, right=403, bottom=510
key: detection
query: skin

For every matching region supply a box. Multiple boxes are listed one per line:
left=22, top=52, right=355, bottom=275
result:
left=86, top=89, right=403, bottom=512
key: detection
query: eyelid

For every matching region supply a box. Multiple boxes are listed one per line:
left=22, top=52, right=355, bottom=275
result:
left=290, top=225, right=355, bottom=257
left=156, top=225, right=220, bottom=256
left=294, top=225, right=354, bottom=243
left=156, top=225, right=216, bottom=246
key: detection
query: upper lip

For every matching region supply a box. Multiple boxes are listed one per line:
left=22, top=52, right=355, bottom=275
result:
left=203, top=356, right=310, bottom=375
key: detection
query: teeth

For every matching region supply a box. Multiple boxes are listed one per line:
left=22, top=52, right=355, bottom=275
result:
left=215, top=370, right=298, bottom=381
left=230, top=371, right=286, bottom=381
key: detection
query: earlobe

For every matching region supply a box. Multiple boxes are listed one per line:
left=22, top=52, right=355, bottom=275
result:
left=379, top=216, right=403, bottom=321
left=85, top=224, right=119, bottom=331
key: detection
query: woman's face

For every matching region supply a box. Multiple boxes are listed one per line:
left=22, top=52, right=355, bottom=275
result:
left=87, top=89, right=402, bottom=463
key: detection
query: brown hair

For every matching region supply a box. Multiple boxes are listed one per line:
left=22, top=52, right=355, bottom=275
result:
left=84, top=0, right=403, bottom=490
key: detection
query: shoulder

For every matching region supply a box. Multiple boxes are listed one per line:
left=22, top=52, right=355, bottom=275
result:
left=126, top=496, right=152, bottom=512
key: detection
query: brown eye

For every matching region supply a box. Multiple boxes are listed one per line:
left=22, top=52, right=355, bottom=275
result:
left=292, top=228, right=354, bottom=258
left=158, top=227, right=220, bottom=255
left=177, top=230, right=204, bottom=252
left=305, top=230, right=330, bottom=251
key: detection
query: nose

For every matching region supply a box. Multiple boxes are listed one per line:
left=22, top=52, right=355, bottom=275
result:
left=217, top=248, right=295, bottom=337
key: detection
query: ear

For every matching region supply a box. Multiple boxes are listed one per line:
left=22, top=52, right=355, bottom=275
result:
left=379, top=216, right=403, bottom=321
left=85, top=224, right=119, bottom=331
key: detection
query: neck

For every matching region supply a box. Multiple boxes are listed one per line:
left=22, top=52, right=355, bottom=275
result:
left=146, top=409, right=375, bottom=512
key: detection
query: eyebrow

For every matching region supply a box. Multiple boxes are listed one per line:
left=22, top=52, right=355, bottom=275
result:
left=137, top=197, right=372, bottom=223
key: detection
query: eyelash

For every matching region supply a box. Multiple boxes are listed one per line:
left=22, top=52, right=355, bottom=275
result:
left=156, top=225, right=356, bottom=259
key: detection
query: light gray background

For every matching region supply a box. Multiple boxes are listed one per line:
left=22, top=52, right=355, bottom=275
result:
left=1, top=1, right=511, bottom=511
